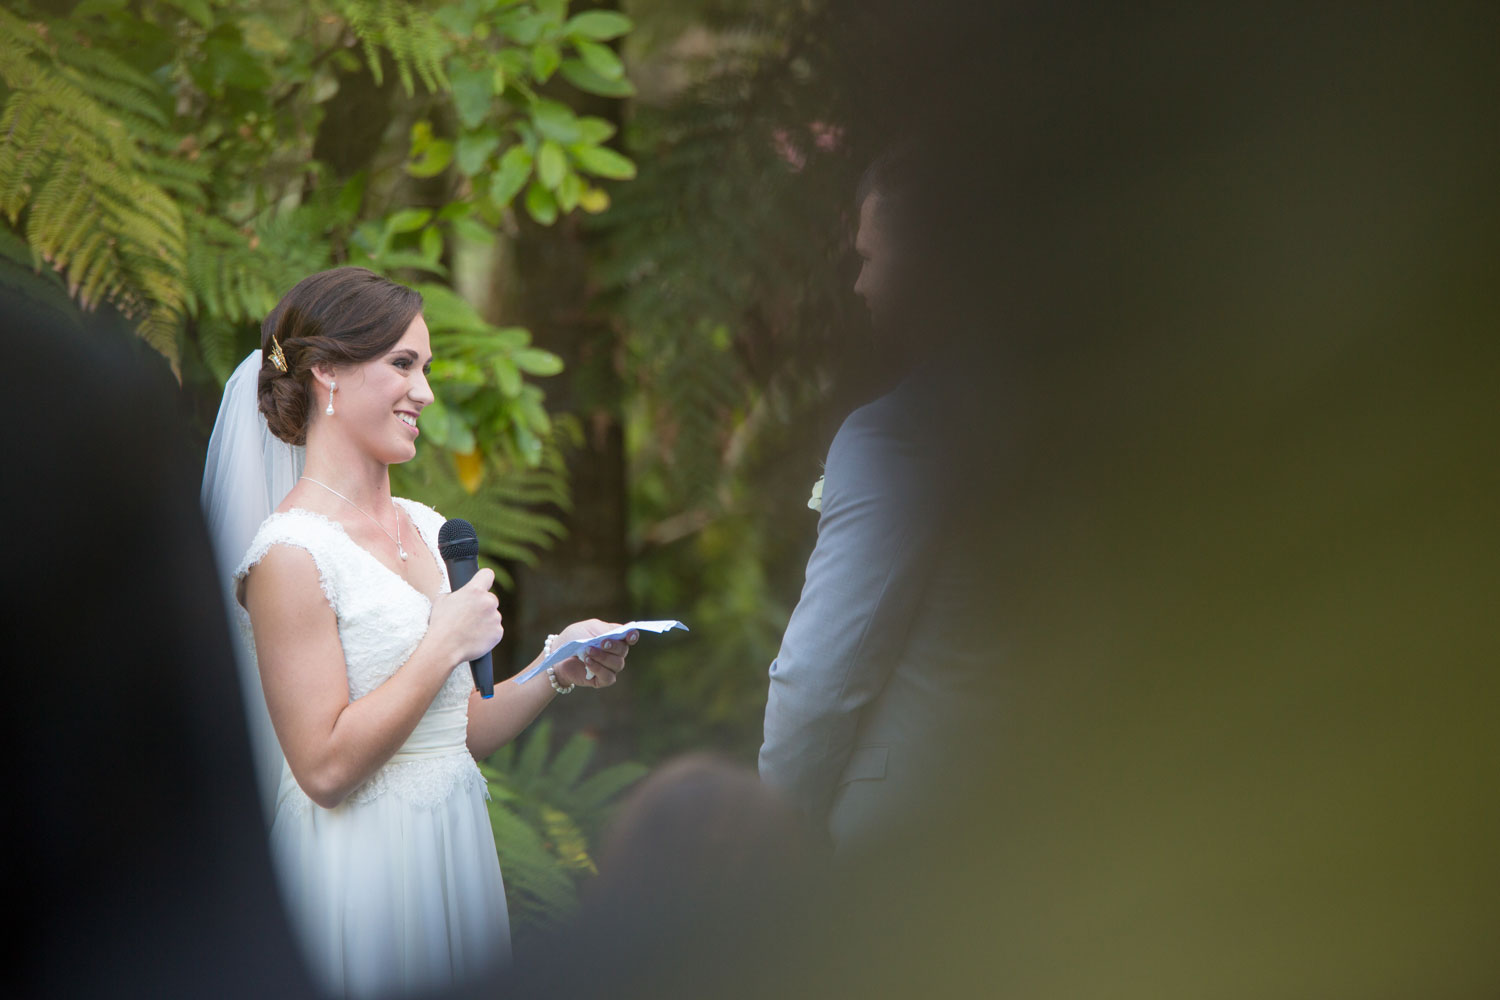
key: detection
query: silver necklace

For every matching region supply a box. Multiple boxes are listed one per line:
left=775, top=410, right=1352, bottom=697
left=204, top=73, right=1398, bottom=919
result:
left=300, top=476, right=407, bottom=561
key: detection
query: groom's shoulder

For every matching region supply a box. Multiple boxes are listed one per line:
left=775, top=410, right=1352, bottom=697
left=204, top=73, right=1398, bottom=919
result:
left=825, top=390, right=935, bottom=514
left=831, top=381, right=933, bottom=467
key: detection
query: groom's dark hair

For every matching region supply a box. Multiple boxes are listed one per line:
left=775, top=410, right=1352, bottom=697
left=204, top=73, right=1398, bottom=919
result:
left=258, top=266, right=423, bottom=445
left=855, top=140, right=925, bottom=259
left=854, top=136, right=986, bottom=288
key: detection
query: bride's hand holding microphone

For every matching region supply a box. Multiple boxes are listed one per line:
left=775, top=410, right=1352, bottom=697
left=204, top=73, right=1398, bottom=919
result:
left=428, top=568, right=506, bottom=676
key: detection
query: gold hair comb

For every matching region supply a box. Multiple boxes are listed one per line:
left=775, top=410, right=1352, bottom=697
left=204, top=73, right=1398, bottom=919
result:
left=268, top=334, right=289, bottom=373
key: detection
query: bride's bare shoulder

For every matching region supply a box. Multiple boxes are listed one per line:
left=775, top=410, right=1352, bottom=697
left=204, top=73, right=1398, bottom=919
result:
left=239, top=540, right=335, bottom=614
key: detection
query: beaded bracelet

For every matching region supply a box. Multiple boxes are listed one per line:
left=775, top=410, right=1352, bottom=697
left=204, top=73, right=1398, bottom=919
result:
left=542, top=634, right=574, bottom=694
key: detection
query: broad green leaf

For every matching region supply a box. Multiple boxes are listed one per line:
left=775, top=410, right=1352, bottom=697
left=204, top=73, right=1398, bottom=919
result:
left=430, top=358, right=485, bottom=385
left=575, top=116, right=617, bottom=144
left=407, top=138, right=452, bottom=177
left=452, top=215, right=497, bottom=246
left=557, top=170, right=582, bottom=212
left=497, top=11, right=551, bottom=45
left=531, top=41, right=560, bottom=82
left=495, top=48, right=530, bottom=81
left=419, top=226, right=443, bottom=262
left=570, top=144, right=635, bottom=180
left=418, top=397, right=452, bottom=447
left=564, top=10, right=632, bottom=41
left=386, top=208, right=433, bottom=234
left=493, top=326, right=531, bottom=349
left=524, top=181, right=558, bottom=225
left=518, top=389, right=552, bottom=433
left=513, top=347, right=563, bottom=376
left=558, top=59, right=635, bottom=98
left=512, top=120, right=539, bottom=152
left=456, top=127, right=501, bottom=175
left=446, top=410, right=477, bottom=453
left=490, top=145, right=533, bottom=208
left=373, top=250, right=448, bottom=276
left=449, top=61, right=494, bottom=129
left=417, top=283, right=492, bottom=334
left=514, top=423, right=543, bottom=466
left=492, top=357, right=522, bottom=397
left=411, top=120, right=437, bottom=151
left=574, top=39, right=623, bottom=81
left=537, top=140, right=566, bottom=189
left=530, top=99, right=581, bottom=143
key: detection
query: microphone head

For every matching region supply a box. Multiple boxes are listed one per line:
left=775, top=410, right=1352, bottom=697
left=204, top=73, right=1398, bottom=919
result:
left=437, top=518, right=479, bottom=560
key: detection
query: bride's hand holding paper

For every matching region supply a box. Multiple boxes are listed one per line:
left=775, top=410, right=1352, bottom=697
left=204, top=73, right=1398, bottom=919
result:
left=523, top=619, right=688, bottom=686
left=548, top=620, right=639, bottom=689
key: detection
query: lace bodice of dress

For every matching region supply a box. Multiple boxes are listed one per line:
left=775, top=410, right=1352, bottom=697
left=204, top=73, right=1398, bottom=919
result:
left=234, top=497, right=485, bottom=813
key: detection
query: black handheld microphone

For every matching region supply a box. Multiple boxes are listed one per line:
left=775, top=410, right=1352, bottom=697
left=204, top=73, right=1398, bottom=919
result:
left=437, top=517, right=495, bottom=699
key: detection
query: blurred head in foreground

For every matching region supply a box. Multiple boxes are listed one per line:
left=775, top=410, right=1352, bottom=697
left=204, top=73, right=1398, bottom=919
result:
left=513, top=755, right=820, bottom=999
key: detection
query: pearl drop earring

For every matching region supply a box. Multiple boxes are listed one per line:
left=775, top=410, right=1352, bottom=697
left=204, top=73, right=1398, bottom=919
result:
left=326, top=380, right=336, bottom=416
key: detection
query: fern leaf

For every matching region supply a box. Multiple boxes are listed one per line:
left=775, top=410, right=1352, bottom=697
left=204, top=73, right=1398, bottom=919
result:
left=570, top=760, right=651, bottom=812
left=546, top=733, right=597, bottom=793
left=513, top=717, right=552, bottom=788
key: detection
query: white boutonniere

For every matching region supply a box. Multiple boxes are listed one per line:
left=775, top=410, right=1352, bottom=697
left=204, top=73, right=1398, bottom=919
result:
left=807, top=474, right=825, bottom=512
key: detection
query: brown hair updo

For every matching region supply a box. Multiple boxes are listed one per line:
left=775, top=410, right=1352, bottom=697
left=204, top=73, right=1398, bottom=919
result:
left=258, top=267, right=423, bottom=445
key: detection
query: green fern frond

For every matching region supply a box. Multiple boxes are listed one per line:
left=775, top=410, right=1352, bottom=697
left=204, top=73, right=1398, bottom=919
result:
left=184, top=196, right=341, bottom=337
left=485, top=798, right=580, bottom=927
left=49, top=42, right=170, bottom=128
left=569, top=760, right=651, bottom=816
left=0, top=8, right=195, bottom=369
left=329, top=0, right=451, bottom=96
left=391, top=442, right=570, bottom=586
left=480, top=719, right=648, bottom=933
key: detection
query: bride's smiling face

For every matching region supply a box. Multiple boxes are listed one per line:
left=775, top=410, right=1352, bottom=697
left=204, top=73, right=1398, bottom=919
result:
left=321, top=314, right=435, bottom=464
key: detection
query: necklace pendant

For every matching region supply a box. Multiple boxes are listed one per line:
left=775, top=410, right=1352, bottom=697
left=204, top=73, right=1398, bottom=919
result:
left=399, top=546, right=408, bottom=561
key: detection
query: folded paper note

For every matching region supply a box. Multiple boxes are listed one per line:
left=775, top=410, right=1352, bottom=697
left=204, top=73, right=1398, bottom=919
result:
left=517, top=620, right=689, bottom=683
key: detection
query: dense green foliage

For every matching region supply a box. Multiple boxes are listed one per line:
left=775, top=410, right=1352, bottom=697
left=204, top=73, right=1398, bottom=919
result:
left=481, top=718, right=647, bottom=938
left=0, top=0, right=646, bottom=931
left=0, top=0, right=641, bottom=584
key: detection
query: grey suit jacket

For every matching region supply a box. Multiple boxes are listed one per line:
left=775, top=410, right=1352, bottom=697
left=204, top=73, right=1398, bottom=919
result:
left=759, top=369, right=993, bottom=853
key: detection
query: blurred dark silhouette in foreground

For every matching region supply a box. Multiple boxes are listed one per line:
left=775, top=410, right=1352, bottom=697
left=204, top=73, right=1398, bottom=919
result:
left=4, top=283, right=319, bottom=997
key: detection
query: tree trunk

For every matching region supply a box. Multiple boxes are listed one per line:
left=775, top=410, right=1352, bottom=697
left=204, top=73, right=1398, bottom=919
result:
left=505, top=208, right=634, bottom=763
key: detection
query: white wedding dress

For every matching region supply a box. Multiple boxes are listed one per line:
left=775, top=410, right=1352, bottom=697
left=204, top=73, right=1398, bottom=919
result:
left=233, top=497, right=511, bottom=998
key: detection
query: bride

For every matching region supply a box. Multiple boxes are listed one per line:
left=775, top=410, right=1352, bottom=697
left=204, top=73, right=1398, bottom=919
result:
left=201, top=266, right=634, bottom=998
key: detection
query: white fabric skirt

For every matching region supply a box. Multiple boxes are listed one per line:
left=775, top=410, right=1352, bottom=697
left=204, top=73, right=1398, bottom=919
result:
left=268, top=710, right=511, bottom=998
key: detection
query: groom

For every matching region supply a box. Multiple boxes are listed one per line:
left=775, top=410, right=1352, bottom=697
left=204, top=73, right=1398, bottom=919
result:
left=759, top=145, right=1001, bottom=855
